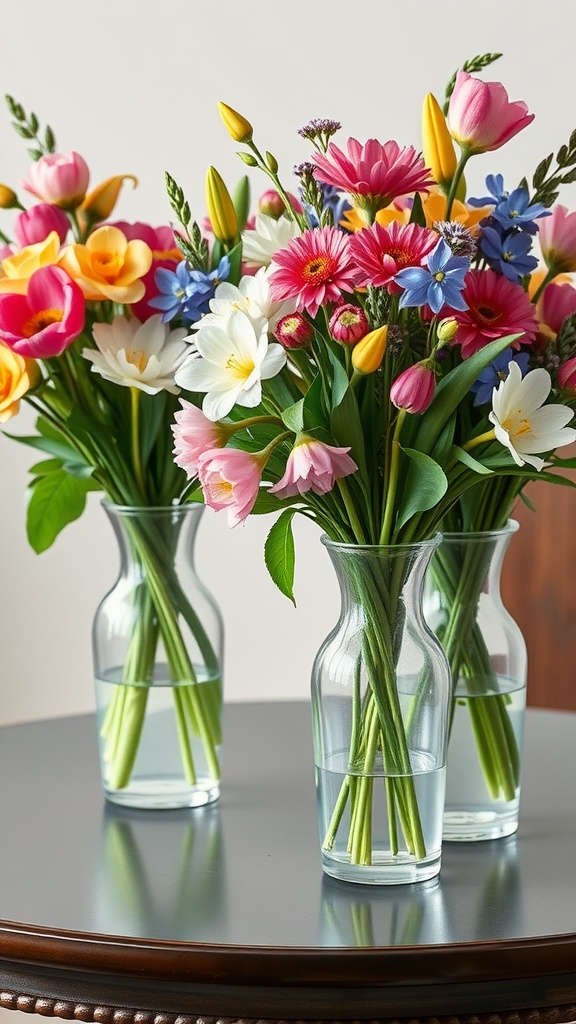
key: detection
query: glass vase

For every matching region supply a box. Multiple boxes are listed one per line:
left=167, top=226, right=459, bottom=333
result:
left=424, top=521, right=527, bottom=842
left=311, top=537, right=451, bottom=886
left=92, top=502, right=224, bottom=810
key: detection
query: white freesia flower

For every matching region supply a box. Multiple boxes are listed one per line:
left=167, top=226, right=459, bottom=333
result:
left=489, top=360, right=576, bottom=470
left=84, top=315, right=189, bottom=395
left=193, top=267, right=297, bottom=334
left=175, top=309, right=287, bottom=421
left=241, top=213, right=301, bottom=268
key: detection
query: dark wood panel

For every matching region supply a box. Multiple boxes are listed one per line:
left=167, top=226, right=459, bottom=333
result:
left=501, top=470, right=576, bottom=710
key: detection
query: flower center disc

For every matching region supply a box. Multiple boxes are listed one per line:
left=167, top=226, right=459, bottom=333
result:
left=22, top=308, right=64, bottom=337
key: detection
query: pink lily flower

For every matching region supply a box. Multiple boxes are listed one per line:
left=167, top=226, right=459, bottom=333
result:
left=197, top=447, right=264, bottom=526
left=270, top=437, right=357, bottom=500
left=172, top=400, right=229, bottom=477
left=21, top=152, right=90, bottom=209
left=0, top=265, right=85, bottom=358
left=538, top=205, right=576, bottom=275
left=14, top=203, right=70, bottom=248
left=448, top=71, right=534, bottom=154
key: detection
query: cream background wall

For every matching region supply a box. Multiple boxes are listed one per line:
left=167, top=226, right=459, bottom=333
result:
left=0, top=0, right=575, bottom=1012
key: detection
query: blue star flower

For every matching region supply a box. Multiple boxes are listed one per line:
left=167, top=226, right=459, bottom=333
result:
left=480, top=224, right=539, bottom=281
left=471, top=346, right=531, bottom=406
left=469, top=176, right=550, bottom=236
left=395, top=239, right=470, bottom=315
left=150, top=255, right=230, bottom=324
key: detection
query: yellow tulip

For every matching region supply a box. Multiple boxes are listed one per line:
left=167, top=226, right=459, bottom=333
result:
left=59, top=225, right=152, bottom=304
left=77, top=174, right=138, bottom=233
left=217, top=101, right=253, bottom=144
left=351, top=326, right=388, bottom=375
left=422, top=92, right=458, bottom=191
left=0, top=232, right=61, bottom=294
left=0, top=184, right=18, bottom=209
left=0, top=341, right=39, bottom=422
left=205, top=166, right=239, bottom=246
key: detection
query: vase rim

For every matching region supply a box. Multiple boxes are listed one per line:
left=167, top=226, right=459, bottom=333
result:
left=439, top=518, right=519, bottom=541
left=101, top=499, right=203, bottom=517
left=321, top=533, right=442, bottom=554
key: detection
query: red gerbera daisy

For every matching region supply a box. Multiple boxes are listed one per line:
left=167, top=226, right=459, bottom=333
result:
left=313, top=138, right=434, bottom=218
left=349, top=221, right=437, bottom=292
left=268, top=226, right=358, bottom=318
left=446, top=268, right=539, bottom=359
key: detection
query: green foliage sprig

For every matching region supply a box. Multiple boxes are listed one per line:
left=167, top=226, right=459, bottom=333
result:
left=442, top=52, right=502, bottom=114
left=520, top=130, right=576, bottom=207
left=5, top=95, right=56, bottom=160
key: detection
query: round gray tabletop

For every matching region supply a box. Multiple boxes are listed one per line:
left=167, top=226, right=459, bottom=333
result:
left=0, top=703, right=575, bottom=1023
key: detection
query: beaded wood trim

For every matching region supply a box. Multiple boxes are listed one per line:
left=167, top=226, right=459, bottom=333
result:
left=2, top=991, right=576, bottom=1024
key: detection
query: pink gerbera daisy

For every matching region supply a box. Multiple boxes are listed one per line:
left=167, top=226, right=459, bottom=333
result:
left=268, top=226, right=358, bottom=318
left=349, top=221, right=437, bottom=292
left=446, top=268, right=538, bottom=359
left=313, top=138, right=435, bottom=218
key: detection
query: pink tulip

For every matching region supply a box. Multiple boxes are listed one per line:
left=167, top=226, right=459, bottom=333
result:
left=390, top=362, right=435, bottom=414
left=538, top=205, right=576, bottom=275
left=0, top=265, right=85, bottom=358
left=558, top=356, right=576, bottom=394
left=269, top=438, right=357, bottom=500
left=448, top=71, right=534, bottom=154
left=537, top=279, right=576, bottom=335
left=197, top=447, right=264, bottom=526
left=258, top=189, right=303, bottom=219
left=13, top=203, right=70, bottom=247
left=21, top=152, right=90, bottom=208
left=172, top=400, right=229, bottom=477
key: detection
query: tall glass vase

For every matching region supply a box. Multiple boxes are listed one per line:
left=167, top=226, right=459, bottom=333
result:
left=425, top=521, right=527, bottom=841
left=93, top=502, right=224, bottom=810
left=311, top=537, right=451, bottom=886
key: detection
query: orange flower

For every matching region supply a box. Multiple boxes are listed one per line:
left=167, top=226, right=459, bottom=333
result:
left=0, top=232, right=61, bottom=295
left=59, top=225, right=152, bottom=303
left=0, top=340, right=39, bottom=422
left=342, top=189, right=491, bottom=235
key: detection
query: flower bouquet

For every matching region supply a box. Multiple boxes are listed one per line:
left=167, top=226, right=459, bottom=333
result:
left=0, top=97, right=228, bottom=804
left=165, top=53, right=576, bottom=874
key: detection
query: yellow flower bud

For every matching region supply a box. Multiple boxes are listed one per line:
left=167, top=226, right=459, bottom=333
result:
left=217, top=101, right=253, bottom=144
left=422, top=93, right=458, bottom=191
left=436, top=317, right=459, bottom=343
left=77, top=174, right=138, bottom=232
left=351, top=325, right=388, bottom=375
left=205, top=166, right=239, bottom=246
left=0, top=184, right=18, bottom=209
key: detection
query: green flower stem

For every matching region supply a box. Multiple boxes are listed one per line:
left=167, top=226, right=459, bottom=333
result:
left=380, top=411, right=406, bottom=545
left=321, top=551, right=428, bottom=865
left=130, top=388, right=146, bottom=499
left=444, top=150, right=471, bottom=220
left=101, top=513, right=221, bottom=792
left=430, top=542, right=520, bottom=802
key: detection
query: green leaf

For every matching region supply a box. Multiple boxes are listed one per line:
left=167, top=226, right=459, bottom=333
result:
left=395, top=447, right=448, bottom=533
left=519, top=490, right=537, bottom=513
left=26, top=470, right=93, bottom=553
left=414, top=334, right=521, bottom=457
left=326, top=349, right=368, bottom=476
left=451, top=445, right=494, bottom=475
left=281, top=398, right=304, bottom=433
left=264, top=509, right=297, bottom=605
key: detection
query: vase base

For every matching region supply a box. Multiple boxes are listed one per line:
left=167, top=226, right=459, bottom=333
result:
left=103, top=777, right=220, bottom=811
left=320, top=848, right=442, bottom=885
left=443, top=808, right=518, bottom=842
